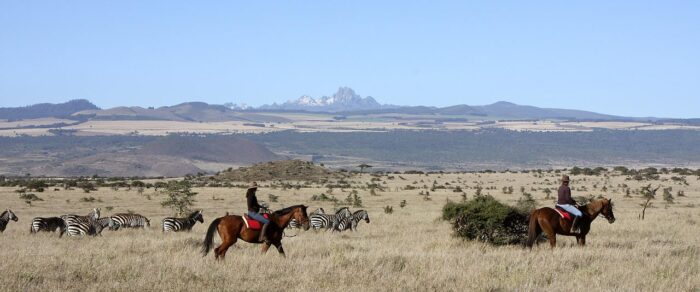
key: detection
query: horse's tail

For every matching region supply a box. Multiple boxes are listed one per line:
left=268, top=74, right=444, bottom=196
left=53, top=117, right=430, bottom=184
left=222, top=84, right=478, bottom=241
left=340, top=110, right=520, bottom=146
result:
left=201, top=217, right=222, bottom=256
left=526, top=209, right=540, bottom=249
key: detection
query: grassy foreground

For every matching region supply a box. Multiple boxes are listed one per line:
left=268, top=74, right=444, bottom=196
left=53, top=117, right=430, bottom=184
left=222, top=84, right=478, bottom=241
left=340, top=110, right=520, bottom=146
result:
left=1, top=171, right=698, bottom=291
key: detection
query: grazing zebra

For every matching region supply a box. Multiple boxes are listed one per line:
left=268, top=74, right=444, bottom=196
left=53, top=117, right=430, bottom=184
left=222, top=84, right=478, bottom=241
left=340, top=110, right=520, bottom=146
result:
left=0, top=209, right=18, bottom=233
left=334, top=210, right=370, bottom=232
left=110, top=213, right=150, bottom=230
left=310, top=207, right=351, bottom=231
left=62, top=208, right=101, bottom=224
left=162, top=210, right=204, bottom=232
left=30, top=217, right=67, bottom=236
left=96, top=217, right=115, bottom=231
left=65, top=208, right=103, bottom=237
left=289, top=207, right=324, bottom=229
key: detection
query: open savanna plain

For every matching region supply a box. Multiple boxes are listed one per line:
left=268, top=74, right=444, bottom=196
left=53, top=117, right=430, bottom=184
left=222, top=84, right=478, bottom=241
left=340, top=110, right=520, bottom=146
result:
left=0, top=170, right=699, bottom=291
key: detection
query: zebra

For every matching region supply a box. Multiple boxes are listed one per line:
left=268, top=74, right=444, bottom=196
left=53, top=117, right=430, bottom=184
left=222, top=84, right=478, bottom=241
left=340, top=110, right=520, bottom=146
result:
left=289, top=207, right=324, bottom=229
left=162, top=210, right=203, bottom=232
left=65, top=208, right=103, bottom=237
left=30, top=217, right=67, bottom=236
left=110, top=213, right=150, bottom=230
left=334, top=210, right=370, bottom=232
left=0, top=209, right=18, bottom=233
left=310, top=207, right=351, bottom=231
left=96, top=217, right=115, bottom=231
left=61, top=208, right=101, bottom=227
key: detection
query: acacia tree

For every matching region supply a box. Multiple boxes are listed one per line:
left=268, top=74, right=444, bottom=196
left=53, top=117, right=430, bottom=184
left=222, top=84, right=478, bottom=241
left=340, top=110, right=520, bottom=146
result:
left=639, top=184, right=659, bottom=220
left=358, top=163, right=372, bottom=173
left=160, top=181, right=197, bottom=216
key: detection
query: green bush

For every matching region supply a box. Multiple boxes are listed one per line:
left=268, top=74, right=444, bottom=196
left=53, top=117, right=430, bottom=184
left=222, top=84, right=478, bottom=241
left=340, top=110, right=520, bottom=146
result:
left=19, top=193, right=43, bottom=202
left=442, top=195, right=528, bottom=245
left=311, top=193, right=337, bottom=202
left=383, top=205, right=394, bottom=214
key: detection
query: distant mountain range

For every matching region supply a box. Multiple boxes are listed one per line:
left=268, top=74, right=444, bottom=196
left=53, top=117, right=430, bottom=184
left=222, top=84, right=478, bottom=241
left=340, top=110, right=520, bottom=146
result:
left=256, top=87, right=625, bottom=120
left=1, top=88, right=690, bottom=122
left=0, top=99, right=98, bottom=120
left=72, top=102, right=290, bottom=123
left=259, top=87, right=392, bottom=112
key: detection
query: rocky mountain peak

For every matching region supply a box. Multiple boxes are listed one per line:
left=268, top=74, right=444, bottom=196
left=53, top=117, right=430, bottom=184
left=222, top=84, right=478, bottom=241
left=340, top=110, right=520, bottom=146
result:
left=263, top=87, right=382, bottom=112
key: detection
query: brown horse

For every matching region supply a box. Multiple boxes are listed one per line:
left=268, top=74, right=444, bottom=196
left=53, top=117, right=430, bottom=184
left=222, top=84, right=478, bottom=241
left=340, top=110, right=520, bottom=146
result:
left=202, top=205, right=310, bottom=259
left=526, top=198, right=615, bottom=248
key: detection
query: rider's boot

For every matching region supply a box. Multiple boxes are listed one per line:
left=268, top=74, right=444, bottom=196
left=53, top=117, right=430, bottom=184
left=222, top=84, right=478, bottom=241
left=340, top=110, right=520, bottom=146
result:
left=571, top=216, right=581, bottom=234
left=259, top=222, right=270, bottom=243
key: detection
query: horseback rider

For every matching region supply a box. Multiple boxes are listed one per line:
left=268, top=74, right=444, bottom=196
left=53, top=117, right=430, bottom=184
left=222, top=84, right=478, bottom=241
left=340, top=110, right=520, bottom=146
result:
left=246, top=182, right=271, bottom=242
left=556, top=175, right=583, bottom=233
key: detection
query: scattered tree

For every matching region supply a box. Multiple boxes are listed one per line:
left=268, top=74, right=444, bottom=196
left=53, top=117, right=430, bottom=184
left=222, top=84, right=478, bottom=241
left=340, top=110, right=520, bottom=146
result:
left=358, top=163, right=373, bottom=173
left=160, top=181, right=198, bottom=216
left=639, top=184, right=659, bottom=220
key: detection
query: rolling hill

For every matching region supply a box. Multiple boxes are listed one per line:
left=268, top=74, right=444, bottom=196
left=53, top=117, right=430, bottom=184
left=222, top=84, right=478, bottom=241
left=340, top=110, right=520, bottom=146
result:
left=0, top=99, right=98, bottom=120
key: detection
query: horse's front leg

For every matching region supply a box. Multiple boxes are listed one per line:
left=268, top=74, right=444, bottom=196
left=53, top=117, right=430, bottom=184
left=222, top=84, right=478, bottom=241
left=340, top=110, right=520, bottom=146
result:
left=273, top=242, right=286, bottom=258
left=579, top=235, right=586, bottom=246
left=261, top=242, right=271, bottom=254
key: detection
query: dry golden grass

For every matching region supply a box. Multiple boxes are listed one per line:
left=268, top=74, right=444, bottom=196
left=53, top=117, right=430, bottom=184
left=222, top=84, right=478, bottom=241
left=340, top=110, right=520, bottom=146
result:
left=1, top=172, right=699, bottom=291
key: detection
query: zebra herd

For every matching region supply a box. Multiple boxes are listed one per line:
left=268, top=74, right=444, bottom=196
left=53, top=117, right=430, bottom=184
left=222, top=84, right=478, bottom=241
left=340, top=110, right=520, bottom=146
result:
left=3, top=206, right=370, bottom=237
left=21, top=208, right=205, bottom=237
left=29, top=208, right=153, bottom=237
left=291, top=207, right=370, bottom=232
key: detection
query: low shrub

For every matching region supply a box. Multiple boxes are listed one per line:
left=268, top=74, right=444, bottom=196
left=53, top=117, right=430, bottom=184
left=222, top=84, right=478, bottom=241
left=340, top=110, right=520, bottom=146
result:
left=442, top=195, right=528, bottom=245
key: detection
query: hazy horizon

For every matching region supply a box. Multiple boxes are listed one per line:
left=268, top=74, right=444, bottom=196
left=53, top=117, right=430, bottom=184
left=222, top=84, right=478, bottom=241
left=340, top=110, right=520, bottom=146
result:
left=1, top=2, right=698, bottom=118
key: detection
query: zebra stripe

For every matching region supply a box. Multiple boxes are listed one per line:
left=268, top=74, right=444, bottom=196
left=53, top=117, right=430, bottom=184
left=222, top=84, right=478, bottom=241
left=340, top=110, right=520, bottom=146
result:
left=61, top=208, right=101, bottom=225
left=65, top=208, right=102, bottom=237
left=110, top=213, right=150, bottom=230
left=66, top=220, right=103, bottom=237
left=334, top=210, right=370, bottom=232
left=30, top=217, right=66, bottom=236
left=289, top=208, right=324, bottom=229
left=96, top=217, right=115, bottom=230
left=162, top=210, right=204, bottom=232
left=310, top=207, right=351, bottom=231
left=0, top=209, right=18, bottom=233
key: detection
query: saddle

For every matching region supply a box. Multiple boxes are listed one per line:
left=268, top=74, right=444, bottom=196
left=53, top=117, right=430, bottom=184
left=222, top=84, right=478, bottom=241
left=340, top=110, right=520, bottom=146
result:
left=554, top=206, right=573, bottom=221
left=242, top=213, right=269, bottom=230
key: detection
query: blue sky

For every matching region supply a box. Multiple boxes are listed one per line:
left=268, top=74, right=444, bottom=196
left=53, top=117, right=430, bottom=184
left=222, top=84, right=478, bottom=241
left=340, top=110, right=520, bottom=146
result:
left=1, top=1, right=698, bottom=118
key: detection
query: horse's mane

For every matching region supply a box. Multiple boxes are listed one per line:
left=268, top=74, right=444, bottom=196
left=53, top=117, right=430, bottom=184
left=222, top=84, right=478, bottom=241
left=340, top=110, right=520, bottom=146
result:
left=273, top=205, right=305, bottom=216
left=353, top=209, right=366, bottom=215
left=0, top=210, right=7, bottom=217
left=188, top=210, right=201, bottom=218
left=583, top=198, right=611, bottom=212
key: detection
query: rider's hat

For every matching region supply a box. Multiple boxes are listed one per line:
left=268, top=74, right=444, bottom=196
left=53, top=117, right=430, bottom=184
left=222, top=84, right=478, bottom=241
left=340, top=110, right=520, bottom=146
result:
left=561, top=175, right=570, bottom=182
left=248, top=181, right=258, bottom=189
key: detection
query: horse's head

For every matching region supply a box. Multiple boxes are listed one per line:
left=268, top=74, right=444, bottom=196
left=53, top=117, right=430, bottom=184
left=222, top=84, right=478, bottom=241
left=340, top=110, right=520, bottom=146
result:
left=293, top=205, right=310, bottom=231
left=600, top=198, right=616, bottom=223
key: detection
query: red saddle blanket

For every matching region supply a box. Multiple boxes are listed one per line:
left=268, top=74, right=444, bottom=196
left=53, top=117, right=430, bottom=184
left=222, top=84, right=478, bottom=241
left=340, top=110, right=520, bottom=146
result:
left=554, top=207, right=573, bottom=221
left=242, top=214, right=269, bottom=230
